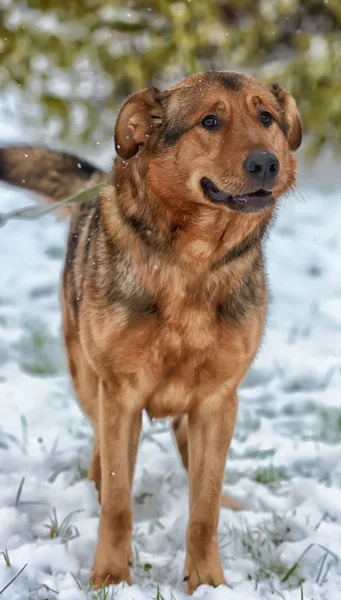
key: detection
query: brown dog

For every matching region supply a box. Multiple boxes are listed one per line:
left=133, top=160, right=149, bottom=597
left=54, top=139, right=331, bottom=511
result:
left=0, top=71, right=301, bottom=594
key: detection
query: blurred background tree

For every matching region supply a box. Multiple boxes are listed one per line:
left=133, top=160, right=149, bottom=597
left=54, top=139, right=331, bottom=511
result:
left=0, top=0, right=340, bottom=157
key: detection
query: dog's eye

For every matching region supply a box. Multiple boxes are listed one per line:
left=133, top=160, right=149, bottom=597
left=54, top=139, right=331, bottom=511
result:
left=260, top=111, right=273, bottom=126
left=201, top=115, right=220, bottom=130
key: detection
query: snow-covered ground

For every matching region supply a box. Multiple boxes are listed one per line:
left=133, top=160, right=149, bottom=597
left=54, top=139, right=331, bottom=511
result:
left=1, top=119, right=341, bottom=600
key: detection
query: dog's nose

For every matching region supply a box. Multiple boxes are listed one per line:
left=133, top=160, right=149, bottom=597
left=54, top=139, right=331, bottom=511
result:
left=243, top=151, right=279, bottom=183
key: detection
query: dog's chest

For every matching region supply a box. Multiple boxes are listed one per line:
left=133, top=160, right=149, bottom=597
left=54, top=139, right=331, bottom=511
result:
left=132, top=298, right=230, bottom=418
left=141, top=320, right=218, bottom=419
left=97, top=261, right=251, bottom=417
left=121, top=262, right=221, bottom=355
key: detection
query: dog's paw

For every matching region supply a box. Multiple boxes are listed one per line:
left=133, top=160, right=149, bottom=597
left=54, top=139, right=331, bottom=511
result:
left=91, top=566, right=131, bottom=590
left=184, top=561, right=228, bottom=595
left=185, top=573, right=229, bottom=595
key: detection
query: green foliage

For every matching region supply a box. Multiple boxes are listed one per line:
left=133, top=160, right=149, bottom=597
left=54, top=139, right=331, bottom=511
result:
left=15, top=321, right=65, bottom=376
left=319, top=408, right=341, bottom=444
left=0, top=0, right=340, bottom=156
left=253, top=465, right=289, bottom=487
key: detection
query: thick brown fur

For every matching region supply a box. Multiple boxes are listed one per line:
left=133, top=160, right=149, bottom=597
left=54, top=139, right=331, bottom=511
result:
left=0, top=146, right=105, bottom=202
left=0, top=71, right=301, bottom=594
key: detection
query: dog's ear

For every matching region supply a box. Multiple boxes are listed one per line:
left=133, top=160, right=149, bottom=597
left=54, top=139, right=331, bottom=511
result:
left=114, top=87, right=164, bottom=159
left=269, top=84, right=302, bottom=151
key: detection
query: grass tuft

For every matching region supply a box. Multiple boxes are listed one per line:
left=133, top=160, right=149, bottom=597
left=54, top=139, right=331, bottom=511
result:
left=14, top=477, right=25, bottom=507
left=0, top=550, right=10, bottom=567
left=88, top=580, right=118, bottom=599
left=70, top=572, right=82, bottom=591
left=154, top=586, right=165, bottom=600
left=0, top=563, right=27, bottom=595
left=43, top=507, right=84, bottom=542
left=281, top=543, right=341, bottom=584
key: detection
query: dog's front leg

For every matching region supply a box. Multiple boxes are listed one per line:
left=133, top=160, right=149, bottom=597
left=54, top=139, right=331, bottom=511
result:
left=185, top=393, right=238, bottom=594
left=91, top=379, right=142, bottom=589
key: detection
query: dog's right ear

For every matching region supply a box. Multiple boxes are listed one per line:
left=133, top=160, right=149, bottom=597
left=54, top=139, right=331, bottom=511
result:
left=269, top=83, right=302, bottom=151
left=114, top=88, right=165, bottom=159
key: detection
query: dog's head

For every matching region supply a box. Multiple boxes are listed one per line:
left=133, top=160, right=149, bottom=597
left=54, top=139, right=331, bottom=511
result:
left=114, top=71, right=301, bottom=215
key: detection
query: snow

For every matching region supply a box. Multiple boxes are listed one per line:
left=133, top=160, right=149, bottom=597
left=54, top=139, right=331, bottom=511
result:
left=1, top=120, right=341, bottom=600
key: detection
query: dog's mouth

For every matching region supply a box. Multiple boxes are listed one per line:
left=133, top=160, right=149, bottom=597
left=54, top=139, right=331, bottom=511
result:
left=201, top=178, right=275, bottom=213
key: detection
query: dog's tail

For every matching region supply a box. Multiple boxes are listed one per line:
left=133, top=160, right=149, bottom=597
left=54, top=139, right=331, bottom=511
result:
left=0, top=146, right=107, bottom=203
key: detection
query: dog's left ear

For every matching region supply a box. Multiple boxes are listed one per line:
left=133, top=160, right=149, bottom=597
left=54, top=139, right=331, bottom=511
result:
left=269, top=84, right=302, bottom=151
left=114, top=87, right=164, bottom=159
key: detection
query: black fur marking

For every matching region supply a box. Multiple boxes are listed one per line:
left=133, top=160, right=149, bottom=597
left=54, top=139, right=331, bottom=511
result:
left=213, top=220, right=269, bottom=270
left=269, top=83, right=289, bottom=139
left=214, top=72, right=243, bottom=91
left=217, top=255, right=265, bottom=324
left=270, top=83, right=281, bottom=96
left=162, top=122, right=188, bottom=146
left=0, top=149, right=6, bottom=181
left=128, top=215, right=162, bottom=251
left=65, top=202, right=94, bottom=319
left=278, top=118, right=288, bottom=138
left=170, top=224, right=180, bottom=235
left=66, top=226, right=82, bottom=318
left=80, top=200, right=99, bottom=298
left=129, top=216, right=149, bottom=237
left=123, top=213, right=175, bottom=254
left=100, top=229, right=157, bottom=320
left=82, top=201, right=99, bottom=267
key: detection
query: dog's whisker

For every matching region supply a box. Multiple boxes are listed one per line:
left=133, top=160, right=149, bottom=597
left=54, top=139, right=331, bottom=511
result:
left=292, top=184, right=308, bottom=204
